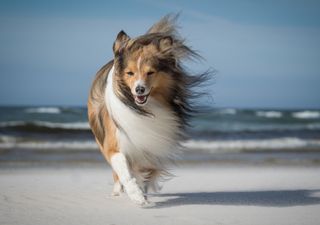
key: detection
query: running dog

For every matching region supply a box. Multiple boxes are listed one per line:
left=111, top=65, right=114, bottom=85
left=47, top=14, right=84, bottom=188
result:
left=88, top=15, right=209, bottom=205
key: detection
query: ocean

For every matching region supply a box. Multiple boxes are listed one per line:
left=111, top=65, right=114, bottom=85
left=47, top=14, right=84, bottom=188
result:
left=1, top=106, right=320, bottom=165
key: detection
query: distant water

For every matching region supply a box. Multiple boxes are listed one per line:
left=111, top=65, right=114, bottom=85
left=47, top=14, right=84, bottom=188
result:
left=1, top=106, right=320, bottom=164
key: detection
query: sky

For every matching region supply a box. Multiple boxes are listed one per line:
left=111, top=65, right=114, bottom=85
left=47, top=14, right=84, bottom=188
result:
left=0, top=0, right=319, bottom=109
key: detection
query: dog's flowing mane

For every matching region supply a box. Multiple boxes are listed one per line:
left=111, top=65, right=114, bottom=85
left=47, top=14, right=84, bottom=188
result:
left=114, top=14, right=210, bottom=127
left=88, top=14, right=210, bottom=147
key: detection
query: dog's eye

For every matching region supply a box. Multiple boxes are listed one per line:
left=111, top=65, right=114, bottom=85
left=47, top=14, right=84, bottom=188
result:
left=147, top=71, right=155, bottom=76
left=126, top=71, right=134, bottom=76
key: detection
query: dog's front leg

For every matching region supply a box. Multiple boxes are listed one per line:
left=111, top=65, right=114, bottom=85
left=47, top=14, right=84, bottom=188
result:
left=111, top=152, right=148, bottom=205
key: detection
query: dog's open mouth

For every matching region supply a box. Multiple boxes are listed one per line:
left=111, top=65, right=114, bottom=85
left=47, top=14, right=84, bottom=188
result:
left=134, top=94, right=149, bottom=105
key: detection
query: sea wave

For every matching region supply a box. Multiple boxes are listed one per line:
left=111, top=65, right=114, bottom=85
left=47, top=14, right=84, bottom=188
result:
left=0, top=140, right=98, bottom=150
left=191, top=122, right=320, bottom=134
left=183, top=138, right=320, bottom=152
left=292, top=111, right=320, bottom=119
left=1, top=120, right=320, bottom=134
left=0, top=121, right=90, bottom=131
left=34, top=121, right=90, bottom=130
left=1, top=137, right=320, bottom=152
left=256, top=111, right=282, bottom=118
left=218, top=108, right=237, bottom=115
left=25, top=107, right=61, bottom=114
left=0, top=135, right=17, bottom=143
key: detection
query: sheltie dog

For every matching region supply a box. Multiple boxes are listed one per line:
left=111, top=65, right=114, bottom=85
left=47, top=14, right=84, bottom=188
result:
left=88, top=15, right=209, bottom=205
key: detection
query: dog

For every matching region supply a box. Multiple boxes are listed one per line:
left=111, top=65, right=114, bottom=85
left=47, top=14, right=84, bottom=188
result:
left=88, top=14, right=209, bottom=205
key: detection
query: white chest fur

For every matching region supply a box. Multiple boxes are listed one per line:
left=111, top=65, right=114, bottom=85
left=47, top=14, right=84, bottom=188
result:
left=105, top=66, right=181, bottom=168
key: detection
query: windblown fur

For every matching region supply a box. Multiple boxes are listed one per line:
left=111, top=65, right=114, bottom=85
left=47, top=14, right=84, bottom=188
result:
left=88, top=14, right=210, bottom=198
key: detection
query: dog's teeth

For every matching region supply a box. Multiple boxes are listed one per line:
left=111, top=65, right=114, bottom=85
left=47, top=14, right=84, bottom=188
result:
left=135, top=95, right=147, bottom=104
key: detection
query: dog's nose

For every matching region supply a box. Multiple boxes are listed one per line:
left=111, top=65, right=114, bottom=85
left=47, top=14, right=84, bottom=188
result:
left=135, top=85, right=145, bottom=95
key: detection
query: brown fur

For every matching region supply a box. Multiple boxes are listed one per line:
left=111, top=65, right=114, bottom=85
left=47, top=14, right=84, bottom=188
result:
left=87, top=51, right=170, bottom=185
left=87, top=14, right=210, bottom=192
left=120, top=44, right=175, bottom=109
left=88, top=62, right=122, bottom=184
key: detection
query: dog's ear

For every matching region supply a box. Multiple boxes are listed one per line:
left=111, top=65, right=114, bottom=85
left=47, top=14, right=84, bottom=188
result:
left=159, top=36, right=173, bottom=52
left=113, top=30, right=130, bottom=54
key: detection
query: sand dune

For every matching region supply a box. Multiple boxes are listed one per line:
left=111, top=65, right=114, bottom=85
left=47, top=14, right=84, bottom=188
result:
left=1, top=165, right=320, bottom=225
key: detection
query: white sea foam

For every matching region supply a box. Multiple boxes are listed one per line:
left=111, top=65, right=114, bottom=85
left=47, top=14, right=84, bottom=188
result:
left=292, top=111, right=320, bottom=119
left=256, top=111, right=282, bottom=118
left=0, top=121, right=90, bottom=130
left=0, top=121, right=26, bottom=127
left=0, top=135, right=17, bottom=143
left=25, top=107, right=61, bottom=114
left=182, top=138, right=320, bottom=152
left=218, top=108, right=237, bottom=115
left=0, top=140, right=98, bottom=150
left=2, top=137, right=320, bottom=152
left=33, top=121, right=90, bottom=130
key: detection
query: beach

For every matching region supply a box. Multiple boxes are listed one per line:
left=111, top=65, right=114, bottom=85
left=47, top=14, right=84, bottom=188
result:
left=2, top=2, right=320, bottom=224
left=1, top=164, right=320, bottom=225
left=1, top=106, right=320, bottom=224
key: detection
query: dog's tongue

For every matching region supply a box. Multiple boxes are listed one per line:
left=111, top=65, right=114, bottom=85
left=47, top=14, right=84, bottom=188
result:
left=137, top=96, right=146, bottom=102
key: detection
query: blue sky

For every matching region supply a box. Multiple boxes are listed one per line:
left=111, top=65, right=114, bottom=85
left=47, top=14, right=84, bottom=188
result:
left=0, top=0, right=320, bottom=108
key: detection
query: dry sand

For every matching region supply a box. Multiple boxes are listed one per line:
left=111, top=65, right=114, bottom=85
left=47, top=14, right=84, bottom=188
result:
left=1, top=164, right=320, bottom=225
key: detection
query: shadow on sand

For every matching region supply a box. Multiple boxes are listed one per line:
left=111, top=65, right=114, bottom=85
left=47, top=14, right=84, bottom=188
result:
left=151, top=189, right=320, bottom=208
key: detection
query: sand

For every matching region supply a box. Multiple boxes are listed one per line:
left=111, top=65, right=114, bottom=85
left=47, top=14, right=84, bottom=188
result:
left=1, top=164, right=320, bottom=225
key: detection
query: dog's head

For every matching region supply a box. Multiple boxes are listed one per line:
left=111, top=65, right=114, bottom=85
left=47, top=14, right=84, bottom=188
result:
left=112, top=31, right=177, bottom=107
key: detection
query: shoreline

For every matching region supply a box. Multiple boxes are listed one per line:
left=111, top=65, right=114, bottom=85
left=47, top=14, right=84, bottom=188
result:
left=1, top=147, right=320, bottom=168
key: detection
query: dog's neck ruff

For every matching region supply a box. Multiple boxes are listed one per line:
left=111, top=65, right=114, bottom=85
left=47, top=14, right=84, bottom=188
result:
left=105, top=65, right=181, bottom=168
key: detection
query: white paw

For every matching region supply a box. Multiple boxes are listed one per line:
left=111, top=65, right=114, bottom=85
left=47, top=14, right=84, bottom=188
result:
left=124, top=178, right=148, bottom=205
left=128, top=191, right=149, bottom=205
left=111, top=181, right=123, bottom=196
